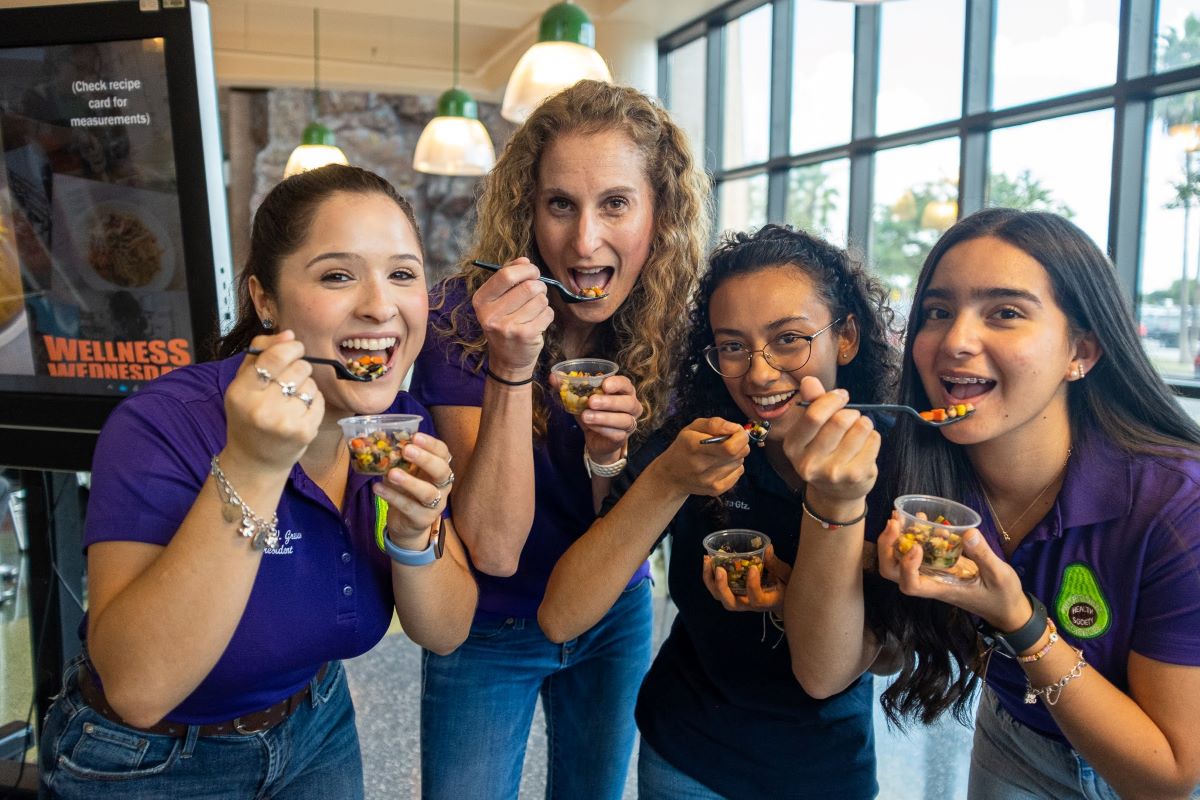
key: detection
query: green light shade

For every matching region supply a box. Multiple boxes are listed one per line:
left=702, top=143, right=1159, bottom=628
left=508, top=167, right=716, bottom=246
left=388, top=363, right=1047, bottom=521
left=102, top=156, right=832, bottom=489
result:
left=436, top=88, right=479, bottom=120
left=284, top=122, right=349, bottom=178
left=538, top=1, right=594, bottom=47
left=300, top=121, right=337, bottom=146
left=501, top=2, right=611, bottom=124
left=414, top=88, right=495, bottom=176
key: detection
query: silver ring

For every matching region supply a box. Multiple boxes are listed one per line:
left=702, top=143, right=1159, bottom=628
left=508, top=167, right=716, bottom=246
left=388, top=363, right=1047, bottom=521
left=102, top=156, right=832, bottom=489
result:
left=277, top=380, right=297, bottom=397
left=255, top=366, right=273, bottom=384
left=297, top=392, right=314, bottom=409
left=434, top=469, right=455, bottom=489
left=422, top=492, right=442, bottom=509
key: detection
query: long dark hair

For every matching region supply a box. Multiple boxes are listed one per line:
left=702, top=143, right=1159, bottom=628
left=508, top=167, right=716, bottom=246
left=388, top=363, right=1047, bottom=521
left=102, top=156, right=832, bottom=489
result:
left=216, top=164, right=423, bottom=358
left=882, top=208, right=1200, bottom=725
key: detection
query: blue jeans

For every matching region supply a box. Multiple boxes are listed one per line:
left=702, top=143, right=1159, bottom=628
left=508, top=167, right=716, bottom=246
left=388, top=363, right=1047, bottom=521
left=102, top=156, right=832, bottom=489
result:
left=969, top=687, right=1200, bottom=800
left=420, top=577, right=652, bottom=800
left=638, top=739, right=726, bottom=800
left=39, top=658, right=363, bottom=800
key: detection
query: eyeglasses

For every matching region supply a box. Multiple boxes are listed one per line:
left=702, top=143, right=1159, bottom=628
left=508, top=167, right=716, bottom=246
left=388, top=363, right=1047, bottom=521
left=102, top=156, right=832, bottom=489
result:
left=702, top=318, right=843, bottom=378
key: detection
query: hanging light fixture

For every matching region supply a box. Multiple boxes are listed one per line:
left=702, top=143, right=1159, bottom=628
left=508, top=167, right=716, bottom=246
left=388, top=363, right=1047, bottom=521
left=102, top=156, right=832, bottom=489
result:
left=500, top=1, right=612, bottom=124
left=413, top=0, right=496, bottom=176
left=284, top=8, right=349, bottom=179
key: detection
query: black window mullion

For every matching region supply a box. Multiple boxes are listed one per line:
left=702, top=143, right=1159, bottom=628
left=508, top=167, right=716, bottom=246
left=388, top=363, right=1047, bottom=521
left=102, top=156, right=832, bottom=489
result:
left=767, top=0, right=794, bottom=223
left=959, top=0, right=994, bottom=218
left=848, top=3, right=880, bottom=254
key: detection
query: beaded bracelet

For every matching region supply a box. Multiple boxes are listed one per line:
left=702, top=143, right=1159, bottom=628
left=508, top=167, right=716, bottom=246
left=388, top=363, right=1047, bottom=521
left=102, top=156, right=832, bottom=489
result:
left=1018, top=618, right=1059, bottom=663
left=801, top=498, right=868, bottom=530
left=484, top=367, right=534, bottom=386
left=1023, top=646, right=1087, bottom=706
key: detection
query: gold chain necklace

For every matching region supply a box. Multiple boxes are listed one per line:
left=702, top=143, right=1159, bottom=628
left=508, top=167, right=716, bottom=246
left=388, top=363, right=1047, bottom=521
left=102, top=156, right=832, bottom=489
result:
left=980, top=448, right=1072, bottom=543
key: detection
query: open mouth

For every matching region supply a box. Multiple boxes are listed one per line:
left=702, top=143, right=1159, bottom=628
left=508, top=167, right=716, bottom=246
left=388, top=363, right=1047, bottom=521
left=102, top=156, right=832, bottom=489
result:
left=941, top=375, right=994, bottom=402
left=751, top=389, right=796, bottom=414
left=570, top=267, right=613, bottom=298
left=339, top=336, right=397, bottom=379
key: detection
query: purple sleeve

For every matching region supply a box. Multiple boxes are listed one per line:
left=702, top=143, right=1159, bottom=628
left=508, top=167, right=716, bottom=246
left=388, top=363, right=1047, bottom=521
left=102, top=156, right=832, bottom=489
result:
left=1130, top=494, right=1200, bottom=665
left=410, top=281, right=486, bottom=409
left=84, top=393, right=222, bottom=549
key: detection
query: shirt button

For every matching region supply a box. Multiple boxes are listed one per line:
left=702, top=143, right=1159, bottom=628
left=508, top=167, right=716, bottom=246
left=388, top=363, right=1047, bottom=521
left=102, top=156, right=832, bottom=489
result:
left=343, top=585, right=353, bottom=597
left=341, top=552, right=351, bottom=563
left=343, top=517, right=351, bottom=527
left=1016, top=567, right=1026, bottom=577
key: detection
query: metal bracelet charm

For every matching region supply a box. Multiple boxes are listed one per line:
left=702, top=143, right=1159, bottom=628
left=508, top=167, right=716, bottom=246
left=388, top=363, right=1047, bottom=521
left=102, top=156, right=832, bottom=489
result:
left=210, top=455, right=281, bottom=550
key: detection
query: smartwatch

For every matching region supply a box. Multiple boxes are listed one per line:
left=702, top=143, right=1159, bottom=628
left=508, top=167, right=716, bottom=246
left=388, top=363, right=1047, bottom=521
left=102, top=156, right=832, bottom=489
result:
left=979, top=592, right=1049, bottom=658
left=382, top=517, right=445, bottom=566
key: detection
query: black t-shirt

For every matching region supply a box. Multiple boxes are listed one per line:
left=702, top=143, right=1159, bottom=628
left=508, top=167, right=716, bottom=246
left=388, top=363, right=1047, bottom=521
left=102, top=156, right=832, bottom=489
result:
left=603, top=429, right=878, bottom=800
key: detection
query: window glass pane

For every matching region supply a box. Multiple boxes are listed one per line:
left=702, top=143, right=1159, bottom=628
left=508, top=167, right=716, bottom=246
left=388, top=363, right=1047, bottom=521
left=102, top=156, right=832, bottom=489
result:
left=871, top=138, right=961, bottom=308
left=1156, top=3, right=1200, bottom=74
left=1140, top=92, right=1200, bottom=384
left=790, top=0, right=854, bottom=154
left=718, top=174, right=768, bottom=235
left=876, top=0, right=964, bottom=136
left=993, top=0, right=1119, bottom=109
left=667, top=37, right=707, bottom=168
left=987, top=109, right=1113, bottom=248
left=723, top=3, right=773, bottom=169
left=787, top=160, right=850, bottom=247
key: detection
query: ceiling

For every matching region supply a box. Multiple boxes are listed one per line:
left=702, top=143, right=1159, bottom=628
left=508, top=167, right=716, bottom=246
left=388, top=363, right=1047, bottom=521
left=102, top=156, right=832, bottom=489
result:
left=0, top=0, right=724, bottom=100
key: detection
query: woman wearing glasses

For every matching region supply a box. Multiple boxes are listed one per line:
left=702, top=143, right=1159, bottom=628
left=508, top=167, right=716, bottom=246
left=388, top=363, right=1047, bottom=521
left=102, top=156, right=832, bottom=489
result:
left=540, top=225, right=976, bottom=798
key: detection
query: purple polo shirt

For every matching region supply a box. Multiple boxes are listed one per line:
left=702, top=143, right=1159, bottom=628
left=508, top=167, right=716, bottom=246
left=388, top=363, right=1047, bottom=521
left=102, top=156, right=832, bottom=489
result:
left=976, top=430, right=1200, bottom=742
left=84, top=355, right=435, bottom=724
left=411, top=279, right=649, bottom=620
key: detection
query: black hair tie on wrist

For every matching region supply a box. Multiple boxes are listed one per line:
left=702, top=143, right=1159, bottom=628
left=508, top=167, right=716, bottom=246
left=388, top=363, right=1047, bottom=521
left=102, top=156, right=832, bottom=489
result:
left=484, top=367, right=534, bottom=387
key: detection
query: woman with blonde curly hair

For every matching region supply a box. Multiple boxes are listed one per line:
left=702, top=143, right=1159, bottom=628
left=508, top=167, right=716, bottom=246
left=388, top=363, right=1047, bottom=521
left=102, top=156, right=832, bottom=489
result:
left=410, top=79, right=711, bottom=799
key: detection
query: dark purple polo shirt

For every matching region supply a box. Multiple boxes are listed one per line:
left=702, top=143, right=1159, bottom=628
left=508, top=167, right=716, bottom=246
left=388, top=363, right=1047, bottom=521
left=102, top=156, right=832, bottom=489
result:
left=411, top=279, right=649, bottom=621
left=976, top=430, right=1200, bottom=742
left=84, top=355, right=435, bottom=724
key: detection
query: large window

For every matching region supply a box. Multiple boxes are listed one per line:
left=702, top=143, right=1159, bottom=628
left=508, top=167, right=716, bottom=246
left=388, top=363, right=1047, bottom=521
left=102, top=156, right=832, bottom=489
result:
left=660, top=0, right=1200, bottom=405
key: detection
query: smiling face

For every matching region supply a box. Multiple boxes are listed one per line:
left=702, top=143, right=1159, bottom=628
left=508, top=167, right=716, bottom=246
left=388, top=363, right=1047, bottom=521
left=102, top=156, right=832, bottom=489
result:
left=250, top=191, right=427, bottom=419
left=911, top=235, right=1084, bottom=450
left=533, top=129, right=655, bottom=327
left=708, top=266, right=858, bottom=443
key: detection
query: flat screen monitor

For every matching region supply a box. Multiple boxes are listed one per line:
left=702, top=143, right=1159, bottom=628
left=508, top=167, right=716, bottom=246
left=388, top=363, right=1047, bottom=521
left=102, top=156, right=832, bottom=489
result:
left=0, top=0, right=231, bottom=467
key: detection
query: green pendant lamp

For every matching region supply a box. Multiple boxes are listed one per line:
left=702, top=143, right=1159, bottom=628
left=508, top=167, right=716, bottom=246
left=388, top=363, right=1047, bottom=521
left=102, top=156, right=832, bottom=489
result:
left=500, top=1, right=612, bottom=124
left=414, top=0, right=496, bottom=176
left=284, top=8, right=349, bottom=179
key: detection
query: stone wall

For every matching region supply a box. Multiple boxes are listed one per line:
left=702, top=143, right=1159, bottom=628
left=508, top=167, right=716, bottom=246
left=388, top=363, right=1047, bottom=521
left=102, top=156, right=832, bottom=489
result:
left=245, top=88, right=516, bottom=285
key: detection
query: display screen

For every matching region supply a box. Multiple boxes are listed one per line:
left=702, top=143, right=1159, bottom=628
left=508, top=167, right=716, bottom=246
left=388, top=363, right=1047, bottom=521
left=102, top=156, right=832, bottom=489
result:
left=0, top=37, right=195, bottom=398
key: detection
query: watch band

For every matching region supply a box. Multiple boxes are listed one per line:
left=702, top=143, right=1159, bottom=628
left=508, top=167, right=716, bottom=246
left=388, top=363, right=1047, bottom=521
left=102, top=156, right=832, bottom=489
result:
left=381, top=517, right=445, bottom=566
left=583, top=445, right=628, bottom=478
left=983, top=592, right=1049, bottom=658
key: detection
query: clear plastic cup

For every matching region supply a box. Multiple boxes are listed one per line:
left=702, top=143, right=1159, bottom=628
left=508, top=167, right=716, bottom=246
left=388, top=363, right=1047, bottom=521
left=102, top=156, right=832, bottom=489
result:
left=893, top=494, right=982, bottom=584
left=338, top=414, right=423, bottom=475
left=550, top=358, right=619, bottom=415
left=703, top=529, right=771, bottom=595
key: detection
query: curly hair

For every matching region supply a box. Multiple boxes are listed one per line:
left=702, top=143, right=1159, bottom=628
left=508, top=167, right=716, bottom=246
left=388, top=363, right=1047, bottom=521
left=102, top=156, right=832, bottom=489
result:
left=666, top=224, right=980, bottom=728
left=431, top=80, right=712, bottom=442
left=217, top=165, right=422, bottom=358
left=668, top=224, right=899, bottom=432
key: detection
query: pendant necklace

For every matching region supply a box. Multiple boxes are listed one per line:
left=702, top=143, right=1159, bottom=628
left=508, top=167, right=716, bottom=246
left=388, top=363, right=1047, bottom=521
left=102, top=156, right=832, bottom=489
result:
left=980, top=448, right=1072, bottom=543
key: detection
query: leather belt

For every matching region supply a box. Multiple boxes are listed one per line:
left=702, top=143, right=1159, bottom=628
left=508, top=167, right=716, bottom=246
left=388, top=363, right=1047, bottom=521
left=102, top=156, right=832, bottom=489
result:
left=77, top=662, right=329, bottom=737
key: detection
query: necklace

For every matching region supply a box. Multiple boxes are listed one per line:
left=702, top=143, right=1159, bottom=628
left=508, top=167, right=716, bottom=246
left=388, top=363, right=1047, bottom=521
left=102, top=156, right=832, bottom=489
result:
left=980, top=448, right=1072, bottom=543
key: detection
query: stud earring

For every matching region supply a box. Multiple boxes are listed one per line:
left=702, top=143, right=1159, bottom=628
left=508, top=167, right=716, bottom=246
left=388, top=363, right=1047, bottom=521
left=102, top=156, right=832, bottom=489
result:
left=261, top=318, right=274, bottom=330
left=1078, top=364, right=1086, bottom=379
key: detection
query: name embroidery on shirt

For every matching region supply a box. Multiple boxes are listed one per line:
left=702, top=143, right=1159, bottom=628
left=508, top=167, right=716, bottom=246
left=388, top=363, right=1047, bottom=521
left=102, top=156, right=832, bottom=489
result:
left=1054, top=562, right=1111, bottom=639
left=264, top=529, right=302, bottom=556
left=725, top=499, right=751, bottom=511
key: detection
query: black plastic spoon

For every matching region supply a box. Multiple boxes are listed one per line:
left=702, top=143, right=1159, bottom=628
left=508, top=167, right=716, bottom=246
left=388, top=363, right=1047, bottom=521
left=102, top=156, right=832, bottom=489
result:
left=246, top=347, right=375, bottom=382
left=472, top=260, right=607, bottom=304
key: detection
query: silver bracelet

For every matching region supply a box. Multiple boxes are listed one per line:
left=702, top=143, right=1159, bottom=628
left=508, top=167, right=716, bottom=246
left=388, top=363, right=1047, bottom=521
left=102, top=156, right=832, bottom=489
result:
left=1023, top=646, right=1087, bottom=706
left=210, top=455, right=280, bottom=550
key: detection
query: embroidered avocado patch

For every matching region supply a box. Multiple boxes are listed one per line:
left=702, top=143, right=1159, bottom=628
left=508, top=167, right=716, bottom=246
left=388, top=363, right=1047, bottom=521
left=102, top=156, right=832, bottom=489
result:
left=1054, top=562, right=1111, bottom=639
